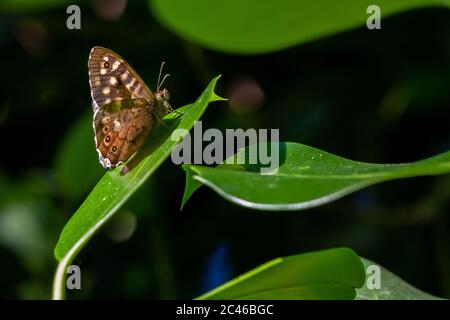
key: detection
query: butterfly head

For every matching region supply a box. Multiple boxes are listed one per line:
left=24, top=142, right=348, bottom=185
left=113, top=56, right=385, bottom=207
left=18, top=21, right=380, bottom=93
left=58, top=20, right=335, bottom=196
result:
left=155, top=88, right=170, bottom=109
left=155, top=61, right=171, bottom=110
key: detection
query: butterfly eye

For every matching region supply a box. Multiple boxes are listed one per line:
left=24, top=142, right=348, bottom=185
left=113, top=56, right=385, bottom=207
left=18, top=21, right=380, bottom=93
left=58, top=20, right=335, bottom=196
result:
left=163, top=89, right=170, bottom=100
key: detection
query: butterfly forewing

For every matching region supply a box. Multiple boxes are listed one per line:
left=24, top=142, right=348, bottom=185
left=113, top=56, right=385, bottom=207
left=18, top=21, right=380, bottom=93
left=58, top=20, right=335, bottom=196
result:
left=88, top=46, right=154, bottom=110
left=88, top=46, right=158, bottom=169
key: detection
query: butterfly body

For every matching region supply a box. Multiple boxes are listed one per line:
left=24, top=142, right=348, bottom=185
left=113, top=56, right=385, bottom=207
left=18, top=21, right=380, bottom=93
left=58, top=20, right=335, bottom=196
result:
left=88, top=46, right=170, bottom=169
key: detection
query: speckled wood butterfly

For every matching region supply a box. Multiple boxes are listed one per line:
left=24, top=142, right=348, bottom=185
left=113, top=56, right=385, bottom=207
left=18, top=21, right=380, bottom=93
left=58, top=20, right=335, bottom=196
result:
left=88, top=46, right=172, bottom=170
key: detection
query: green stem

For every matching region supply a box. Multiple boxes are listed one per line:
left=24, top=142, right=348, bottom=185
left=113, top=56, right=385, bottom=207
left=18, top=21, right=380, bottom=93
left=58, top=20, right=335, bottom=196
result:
left=52, top=254, right=71, bottom=299
left=52, top=208, right=112, bottom=299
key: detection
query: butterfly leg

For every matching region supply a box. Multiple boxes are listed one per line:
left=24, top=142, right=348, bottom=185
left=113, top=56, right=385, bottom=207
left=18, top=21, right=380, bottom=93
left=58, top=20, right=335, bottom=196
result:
left=153, top=111, right=169, bottom=130
left=172, top=109, right=184, bottom=117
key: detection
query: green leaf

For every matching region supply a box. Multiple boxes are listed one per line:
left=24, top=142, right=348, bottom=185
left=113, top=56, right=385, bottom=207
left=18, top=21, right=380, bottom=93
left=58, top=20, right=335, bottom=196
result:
left=180, top=164, right=202, bottom=210
left=150, top=0, right=450, bottom=54
left=52, top=76, right=223, bottom=299
left=182, top=142, right=450, bottom=211
left=197, top=248, right=365, bottom=300
left=356, top=258, right=443, bottom=300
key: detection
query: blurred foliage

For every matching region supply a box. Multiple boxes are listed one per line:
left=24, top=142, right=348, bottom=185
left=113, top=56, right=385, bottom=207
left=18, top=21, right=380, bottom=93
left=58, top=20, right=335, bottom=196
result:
left=54, top=112, right=104, bottom=201
left=151, top=0, right=450, bottom=54
left=0, top=0, right=449, bottom=299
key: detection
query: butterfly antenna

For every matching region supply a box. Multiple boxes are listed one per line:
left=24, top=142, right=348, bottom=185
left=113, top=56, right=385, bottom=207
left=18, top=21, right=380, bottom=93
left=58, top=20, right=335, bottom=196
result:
left=157, top=61, right=166, bottom=90
left=158, top=74, right=170, bottom=91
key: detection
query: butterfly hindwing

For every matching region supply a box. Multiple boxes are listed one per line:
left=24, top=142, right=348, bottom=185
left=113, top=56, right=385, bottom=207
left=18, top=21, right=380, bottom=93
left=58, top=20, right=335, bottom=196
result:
left=93, top=99, right=156, bottom=168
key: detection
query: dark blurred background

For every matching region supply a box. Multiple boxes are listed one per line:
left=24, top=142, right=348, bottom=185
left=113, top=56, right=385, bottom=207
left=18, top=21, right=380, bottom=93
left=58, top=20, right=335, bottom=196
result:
left=0, top=0, right=449, bottom=299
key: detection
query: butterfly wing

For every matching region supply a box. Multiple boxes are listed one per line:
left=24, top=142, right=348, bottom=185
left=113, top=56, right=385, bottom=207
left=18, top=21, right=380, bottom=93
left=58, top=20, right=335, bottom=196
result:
left=88, top=46, right=154, bottom=110
left=88, top=46, right=157, bottom=168
left=93, top=99, right=156, bottom=168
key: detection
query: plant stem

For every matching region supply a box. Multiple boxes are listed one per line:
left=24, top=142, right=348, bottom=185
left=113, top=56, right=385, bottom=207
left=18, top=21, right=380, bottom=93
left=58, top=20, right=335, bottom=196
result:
left=52, top=256, right=71, bottom=300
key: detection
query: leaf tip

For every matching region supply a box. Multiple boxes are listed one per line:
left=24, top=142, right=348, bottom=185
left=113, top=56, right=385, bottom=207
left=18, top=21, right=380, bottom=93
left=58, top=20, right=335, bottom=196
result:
left=179, top=198, right=187, bottom=211
left=209, top=75, right=227, bottom=102
left=211, top=93, right=227, bottom=102
left=181, top=164, right=203, bottom=210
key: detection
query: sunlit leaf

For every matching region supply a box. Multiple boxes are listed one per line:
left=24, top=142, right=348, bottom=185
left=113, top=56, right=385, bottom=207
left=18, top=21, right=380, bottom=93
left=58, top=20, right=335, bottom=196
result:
left=182, top=142, right=450, bottom=210
left=197, top=248, right=365, bottom=300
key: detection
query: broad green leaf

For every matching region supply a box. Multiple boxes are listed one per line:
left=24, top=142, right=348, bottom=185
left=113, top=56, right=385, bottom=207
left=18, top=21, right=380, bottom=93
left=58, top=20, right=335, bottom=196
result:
left=150, top=0, right=450, bottom=54
left=197, top=248, right=365, bottom=300
left=52, top=76, right=223, bottom=299
left=182, top=142, right=450, bottom=211
left=357, top=258, right=443, bottom=300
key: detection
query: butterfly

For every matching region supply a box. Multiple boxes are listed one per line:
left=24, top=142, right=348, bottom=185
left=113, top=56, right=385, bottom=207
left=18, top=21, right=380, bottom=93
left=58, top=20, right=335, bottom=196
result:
left=88, top=46, right=172, bottom=171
